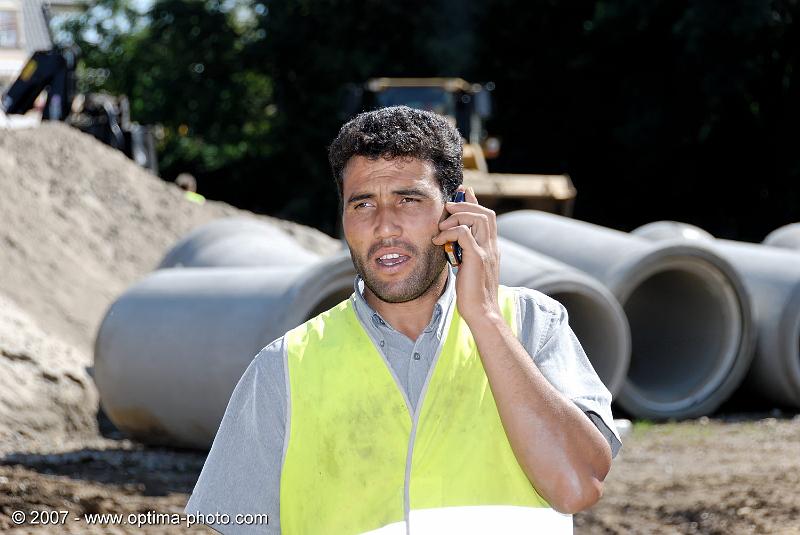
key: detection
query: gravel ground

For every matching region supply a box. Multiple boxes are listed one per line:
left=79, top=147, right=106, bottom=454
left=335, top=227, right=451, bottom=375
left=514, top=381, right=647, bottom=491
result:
left=0, top=414, right=798, bottom=534
left=0, top=436, right=212, bottom=534
left=576, top=413, right=800, bottom=534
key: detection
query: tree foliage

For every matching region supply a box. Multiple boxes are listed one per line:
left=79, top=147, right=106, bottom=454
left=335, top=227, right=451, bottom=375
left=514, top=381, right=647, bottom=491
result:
left=60, top=0, right=275, bottom=214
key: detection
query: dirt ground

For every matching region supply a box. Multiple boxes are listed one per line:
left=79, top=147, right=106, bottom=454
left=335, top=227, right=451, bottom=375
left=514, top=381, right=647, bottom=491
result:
left=0, top=413, right=796, bottom=534
left=576, top=413, right=800, bottom=534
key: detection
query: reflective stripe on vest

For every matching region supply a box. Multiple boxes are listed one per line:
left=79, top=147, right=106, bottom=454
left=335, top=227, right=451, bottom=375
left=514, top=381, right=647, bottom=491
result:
left=281, top=285, right=572, bottom=534
left=361, top=506, right=573, bottom=534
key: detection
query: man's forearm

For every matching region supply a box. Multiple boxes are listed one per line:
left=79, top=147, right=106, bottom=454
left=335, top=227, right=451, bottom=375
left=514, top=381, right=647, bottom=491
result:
left=468, top=311, right=612, bottom=514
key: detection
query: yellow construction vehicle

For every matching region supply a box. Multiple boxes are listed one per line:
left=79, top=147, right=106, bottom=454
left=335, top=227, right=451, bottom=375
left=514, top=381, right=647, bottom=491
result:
left=347, top=77, right=576, bottom=216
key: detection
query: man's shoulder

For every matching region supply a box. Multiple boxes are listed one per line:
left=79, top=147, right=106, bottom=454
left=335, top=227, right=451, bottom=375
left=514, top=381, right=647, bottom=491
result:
left=501, top=285, right=568, bottom=354
left=502, top=284, right=565, bottom=319
left=251, top=335, right=287, bottom=370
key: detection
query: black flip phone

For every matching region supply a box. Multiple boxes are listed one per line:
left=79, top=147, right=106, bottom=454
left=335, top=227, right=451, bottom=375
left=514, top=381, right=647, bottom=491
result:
left=444, top=190, right=466, bottom=266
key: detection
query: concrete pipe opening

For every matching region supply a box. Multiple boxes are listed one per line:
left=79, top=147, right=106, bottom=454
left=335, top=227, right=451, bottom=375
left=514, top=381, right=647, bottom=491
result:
left=634, top=221, right=800, bottom=407
left=497, top=212, right=754, bottom=418
left=614, top=253, right=744, bottom=418
left=535, top=278, right=630, bottom=396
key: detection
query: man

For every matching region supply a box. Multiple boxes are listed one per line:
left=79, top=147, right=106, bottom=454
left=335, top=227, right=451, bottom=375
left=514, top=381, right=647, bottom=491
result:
left=185, top=106, right=621, bottom=534
left=175, top=172, right=206, bottom=204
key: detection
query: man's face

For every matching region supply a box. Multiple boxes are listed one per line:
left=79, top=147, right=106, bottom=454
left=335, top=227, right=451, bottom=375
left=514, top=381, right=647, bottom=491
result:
left=342, top=155, right=448, bottom=304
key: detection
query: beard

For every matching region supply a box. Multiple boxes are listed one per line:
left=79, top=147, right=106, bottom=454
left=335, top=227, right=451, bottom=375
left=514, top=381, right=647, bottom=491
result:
left=348, top=237, right=447, bottom=304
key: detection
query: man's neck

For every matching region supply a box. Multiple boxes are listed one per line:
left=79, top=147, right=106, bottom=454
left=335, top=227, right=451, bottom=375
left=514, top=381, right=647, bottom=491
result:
left=364, top=267, right=449, bottom=342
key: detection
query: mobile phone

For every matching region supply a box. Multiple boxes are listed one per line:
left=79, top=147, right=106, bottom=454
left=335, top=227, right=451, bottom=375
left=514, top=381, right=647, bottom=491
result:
left=444, top=190, right=466, bottom=266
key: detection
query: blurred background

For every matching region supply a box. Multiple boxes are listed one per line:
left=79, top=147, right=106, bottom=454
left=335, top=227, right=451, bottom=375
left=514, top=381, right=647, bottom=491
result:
left=1, top=1, right=799, bottom=533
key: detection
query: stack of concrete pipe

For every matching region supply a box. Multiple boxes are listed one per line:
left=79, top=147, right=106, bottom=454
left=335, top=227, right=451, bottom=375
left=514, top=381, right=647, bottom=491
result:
left=97, top=212, right=800, bottom=446
left=633, top=221, right=800, bottom=409
left=497, top=211, right=756, bottom=420
left=95, top=217, right=636, bottom=447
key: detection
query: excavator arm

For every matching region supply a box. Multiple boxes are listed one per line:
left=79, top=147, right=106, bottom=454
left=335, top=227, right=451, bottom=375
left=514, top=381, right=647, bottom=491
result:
left=1, top=48, right=77, bottom=121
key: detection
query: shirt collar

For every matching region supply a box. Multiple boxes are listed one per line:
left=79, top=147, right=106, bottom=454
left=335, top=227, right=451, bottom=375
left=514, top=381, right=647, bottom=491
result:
left=351, top=264, right=456, bottom=335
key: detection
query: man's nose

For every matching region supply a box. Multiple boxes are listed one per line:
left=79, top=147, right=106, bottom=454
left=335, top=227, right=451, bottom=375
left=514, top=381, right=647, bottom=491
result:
left=373, top=206, right=402, bottom=239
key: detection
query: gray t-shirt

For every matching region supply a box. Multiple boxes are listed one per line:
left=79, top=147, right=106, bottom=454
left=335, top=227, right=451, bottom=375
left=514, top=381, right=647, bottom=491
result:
left=185, top=266, right=622, bottom=534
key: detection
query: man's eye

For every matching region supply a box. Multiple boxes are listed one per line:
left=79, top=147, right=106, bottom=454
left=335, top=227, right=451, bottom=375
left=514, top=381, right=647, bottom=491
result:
left=401, top=197, right=418, bottom=204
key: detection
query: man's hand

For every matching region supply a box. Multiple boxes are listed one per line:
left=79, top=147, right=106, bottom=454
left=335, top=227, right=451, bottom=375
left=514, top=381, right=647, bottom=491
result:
left=432, top=185, right=500, bottom=326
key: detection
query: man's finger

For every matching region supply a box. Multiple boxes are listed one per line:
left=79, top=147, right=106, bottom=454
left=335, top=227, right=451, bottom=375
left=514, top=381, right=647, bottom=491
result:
left=444, top=200, right=494, bottom=217
left=464, top=186, right=478, bottom=204
left=444, top=198, right=497, bottom=237
left=432, top=225, right=480, bottom=253
left=439, top=212, right=489, bottom=243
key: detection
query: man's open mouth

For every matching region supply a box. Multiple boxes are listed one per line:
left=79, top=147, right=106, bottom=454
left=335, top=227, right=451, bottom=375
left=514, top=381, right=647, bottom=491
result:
left=376, top=253, right=410, bottom=267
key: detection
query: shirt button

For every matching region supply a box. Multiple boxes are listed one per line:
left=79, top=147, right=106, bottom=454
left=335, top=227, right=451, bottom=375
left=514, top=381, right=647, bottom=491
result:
left=413, top=352, right=421, bottom=360
left=380, top=340, right=385, bottom=347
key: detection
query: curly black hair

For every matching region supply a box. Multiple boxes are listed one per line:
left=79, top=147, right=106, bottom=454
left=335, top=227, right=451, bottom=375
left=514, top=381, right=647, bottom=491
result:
left=328, top=106, right=463, bottom=209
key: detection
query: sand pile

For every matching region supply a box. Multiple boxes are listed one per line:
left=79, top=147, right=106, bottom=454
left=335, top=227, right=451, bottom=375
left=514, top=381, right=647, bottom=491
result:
left=0, top=294, right=97, bottom=446
left=0, top=122, right=341, bottom=442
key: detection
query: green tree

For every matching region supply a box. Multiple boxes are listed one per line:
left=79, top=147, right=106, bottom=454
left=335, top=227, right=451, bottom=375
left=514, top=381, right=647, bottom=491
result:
left=60, top=0, right=275, bottom=210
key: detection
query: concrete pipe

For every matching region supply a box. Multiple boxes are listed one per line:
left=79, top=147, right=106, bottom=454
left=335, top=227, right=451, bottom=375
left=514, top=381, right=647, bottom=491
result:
left=763, top=223, right=800, bottom=251
left=94, top=252, right=356, bottom=449
left=629, top=221, right=715, bottom=242
left=635, top=221, right=800, bottom=408
left=497, top=211, right=755, bottom=420
left=157, top=217, right=321, bottom=269
left=498, top=237, right=630, bottom=395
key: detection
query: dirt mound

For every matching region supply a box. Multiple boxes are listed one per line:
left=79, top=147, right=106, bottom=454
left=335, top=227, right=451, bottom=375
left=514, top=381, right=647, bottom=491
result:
left=0, top=122, right=341, bottom=442
left=0, top=294, right=97, bottom=445
left=0, top=123, right=340, bottom=355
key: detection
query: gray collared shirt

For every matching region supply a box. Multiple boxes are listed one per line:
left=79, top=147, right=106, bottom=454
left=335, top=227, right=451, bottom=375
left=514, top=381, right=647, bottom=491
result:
left=185, top=266, right=622, bottom=534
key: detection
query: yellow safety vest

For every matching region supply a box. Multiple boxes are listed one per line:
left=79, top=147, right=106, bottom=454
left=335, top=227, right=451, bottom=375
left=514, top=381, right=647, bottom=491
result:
left=281, top=285, right=572, bottom=534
